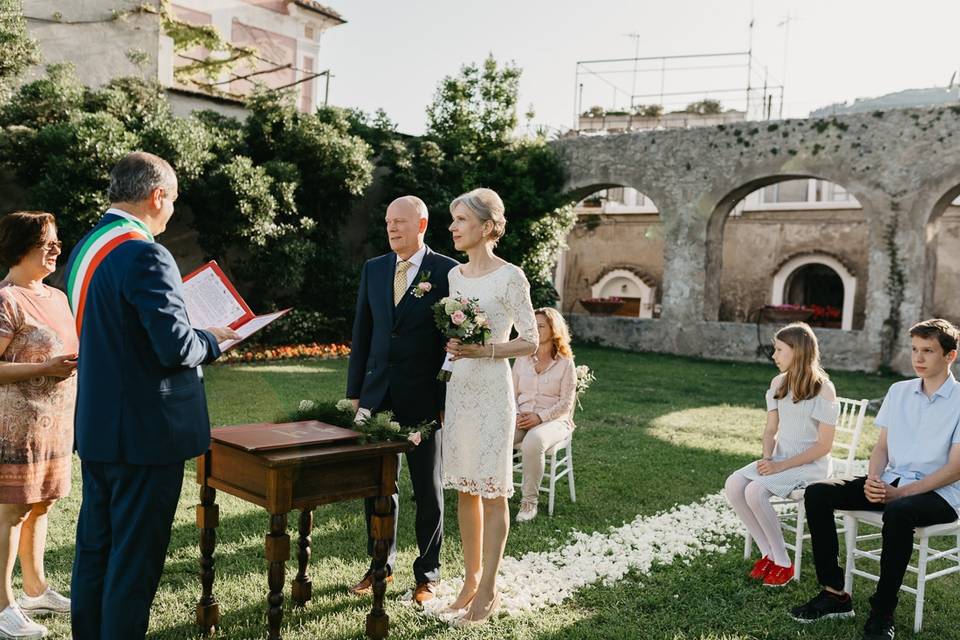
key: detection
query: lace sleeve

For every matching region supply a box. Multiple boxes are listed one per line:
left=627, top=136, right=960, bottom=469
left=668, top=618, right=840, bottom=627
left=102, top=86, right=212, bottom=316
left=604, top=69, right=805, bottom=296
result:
left=507, top=266, right=537, bottom=345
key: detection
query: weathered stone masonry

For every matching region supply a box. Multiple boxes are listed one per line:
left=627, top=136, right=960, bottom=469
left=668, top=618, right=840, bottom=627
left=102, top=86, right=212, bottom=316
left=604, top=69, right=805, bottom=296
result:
left=553, top=107, right=960, bottom=374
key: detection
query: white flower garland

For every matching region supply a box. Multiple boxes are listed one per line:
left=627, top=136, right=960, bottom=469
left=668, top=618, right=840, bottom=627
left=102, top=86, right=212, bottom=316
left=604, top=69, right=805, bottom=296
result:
left=416, top=492, right=743, bottom=621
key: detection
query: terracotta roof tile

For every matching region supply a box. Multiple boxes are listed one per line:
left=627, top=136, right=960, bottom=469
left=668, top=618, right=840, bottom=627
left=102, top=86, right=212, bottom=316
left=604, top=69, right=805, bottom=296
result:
left=291, top=0, right=345, bottom=23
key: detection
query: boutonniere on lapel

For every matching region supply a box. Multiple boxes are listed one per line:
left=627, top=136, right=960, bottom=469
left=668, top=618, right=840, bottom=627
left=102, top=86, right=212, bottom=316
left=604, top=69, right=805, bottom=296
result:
left=411, top=271, right=432, bottom=298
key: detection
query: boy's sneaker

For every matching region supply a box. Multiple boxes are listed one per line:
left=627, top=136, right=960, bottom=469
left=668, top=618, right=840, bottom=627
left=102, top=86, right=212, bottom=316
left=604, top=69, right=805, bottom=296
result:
left=16, top=589, right=70, bottom=616
left=748, top=556, right=774, bottom=580
left=0, top=604, right=48, bottom=639
left=789, top=589, right=855, bottom=623
left=763, top=563, right=795, bottom=587
left=862, top=611, right=895, bottom=640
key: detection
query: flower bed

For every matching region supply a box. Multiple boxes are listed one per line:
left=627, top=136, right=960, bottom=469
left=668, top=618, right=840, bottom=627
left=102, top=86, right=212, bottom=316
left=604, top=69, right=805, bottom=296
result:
left=216, top=342, right=351, bottom=364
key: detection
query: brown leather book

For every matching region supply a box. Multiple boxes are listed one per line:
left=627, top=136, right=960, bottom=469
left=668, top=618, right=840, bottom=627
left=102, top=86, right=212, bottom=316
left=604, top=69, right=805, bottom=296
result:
left=212, top=420, right=361, bottom=452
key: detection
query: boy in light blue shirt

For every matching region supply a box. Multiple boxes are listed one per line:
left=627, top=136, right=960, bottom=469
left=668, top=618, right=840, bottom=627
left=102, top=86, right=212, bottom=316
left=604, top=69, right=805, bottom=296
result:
left=790, top=319, right=960, bottom=640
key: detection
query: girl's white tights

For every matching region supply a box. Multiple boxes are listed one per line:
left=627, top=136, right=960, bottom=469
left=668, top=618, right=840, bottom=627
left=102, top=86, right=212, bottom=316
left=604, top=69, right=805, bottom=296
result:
left=724, top=472, right=791, bottom=567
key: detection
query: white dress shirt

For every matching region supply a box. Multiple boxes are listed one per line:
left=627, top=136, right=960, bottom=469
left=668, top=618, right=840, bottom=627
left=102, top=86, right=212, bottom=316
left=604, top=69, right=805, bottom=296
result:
left=396, top=244, right=427, bottom=287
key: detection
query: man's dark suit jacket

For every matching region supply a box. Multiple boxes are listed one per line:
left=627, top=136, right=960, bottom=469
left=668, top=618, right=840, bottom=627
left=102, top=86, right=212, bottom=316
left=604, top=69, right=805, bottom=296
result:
left=346, top=245, right=457, bottom=421
left=66, top=212, right=222, bottom=465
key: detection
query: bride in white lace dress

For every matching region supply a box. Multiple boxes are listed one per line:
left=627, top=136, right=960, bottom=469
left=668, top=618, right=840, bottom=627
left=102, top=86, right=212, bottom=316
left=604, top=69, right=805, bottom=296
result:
left=442, top=188, right=537, bottom=625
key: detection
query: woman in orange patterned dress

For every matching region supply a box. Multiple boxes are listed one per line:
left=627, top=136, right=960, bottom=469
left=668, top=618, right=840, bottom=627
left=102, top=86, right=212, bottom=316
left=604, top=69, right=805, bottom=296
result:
left=0, top=212, right=78, bottom=638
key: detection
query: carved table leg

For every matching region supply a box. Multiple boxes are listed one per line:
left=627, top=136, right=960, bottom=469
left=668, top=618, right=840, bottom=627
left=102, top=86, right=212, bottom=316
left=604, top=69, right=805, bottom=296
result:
left=196, top=486, right=220, bottom=635
left=266, top=512, right=290, bottom=640
left=366, top=496, right=394, bottom=640
left=291, top=508, right=313, bottom=606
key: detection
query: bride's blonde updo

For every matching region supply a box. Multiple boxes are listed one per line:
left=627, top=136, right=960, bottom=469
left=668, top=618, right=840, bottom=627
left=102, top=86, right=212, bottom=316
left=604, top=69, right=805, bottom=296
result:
left=450, top=188, right=506, bottom=245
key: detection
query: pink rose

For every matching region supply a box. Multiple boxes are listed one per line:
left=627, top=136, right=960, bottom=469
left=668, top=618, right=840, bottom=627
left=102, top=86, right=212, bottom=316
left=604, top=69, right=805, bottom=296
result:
left=451, top=310, right=466, bottom=325
left=407, top=431, right=422, bottom=446
left=459, top=296, right=469, bottom=305
left=418, top=281, right=432, bottom=292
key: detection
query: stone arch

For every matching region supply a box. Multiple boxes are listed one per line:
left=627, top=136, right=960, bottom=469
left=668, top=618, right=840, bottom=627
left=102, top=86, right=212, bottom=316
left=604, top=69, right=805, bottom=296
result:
left=557, top=182, right=665, bottom=316
left=703, top=173, right=866, bottom=323
left=770, top=253, right=857, bottom=330
left=923, top=178, right=960, bottom=322
left=591, top=267, right=658, bottom=318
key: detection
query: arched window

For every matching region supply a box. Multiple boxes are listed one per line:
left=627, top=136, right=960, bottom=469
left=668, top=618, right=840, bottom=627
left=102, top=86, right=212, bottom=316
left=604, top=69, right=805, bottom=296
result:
left=560, top=184, right=664, bottom=315
left=771, top=254, right=857, bottom=330
left=591, top=269, right=657, bottom=318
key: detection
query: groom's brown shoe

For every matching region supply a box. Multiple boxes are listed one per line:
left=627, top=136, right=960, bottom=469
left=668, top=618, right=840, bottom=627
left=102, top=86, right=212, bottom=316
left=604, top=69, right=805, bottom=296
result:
left=348, top=571, right=393, bottom=596
left=413, top=581, right=439, bottom=605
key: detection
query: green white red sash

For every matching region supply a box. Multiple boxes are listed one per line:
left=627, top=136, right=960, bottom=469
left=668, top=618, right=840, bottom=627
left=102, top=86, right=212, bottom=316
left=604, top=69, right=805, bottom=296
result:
left=66, top=214, right=153, bottom=335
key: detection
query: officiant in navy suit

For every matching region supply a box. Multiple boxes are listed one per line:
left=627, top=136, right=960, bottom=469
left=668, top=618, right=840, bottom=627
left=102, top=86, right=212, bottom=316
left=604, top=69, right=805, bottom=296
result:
left=346, top=195, right=457, bottom=604
left=65, top=152, right=238, bottom=639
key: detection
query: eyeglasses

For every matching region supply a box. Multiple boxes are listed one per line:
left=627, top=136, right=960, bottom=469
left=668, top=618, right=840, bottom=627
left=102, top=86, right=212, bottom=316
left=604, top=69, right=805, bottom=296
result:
left=38, top=240, right=62, bottom=252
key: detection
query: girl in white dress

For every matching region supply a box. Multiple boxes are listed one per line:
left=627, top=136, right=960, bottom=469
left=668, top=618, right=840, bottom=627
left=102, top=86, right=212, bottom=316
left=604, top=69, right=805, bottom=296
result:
left=442, top=188, right=537, bottom=625
left=724, top=322, right=840, bottom=587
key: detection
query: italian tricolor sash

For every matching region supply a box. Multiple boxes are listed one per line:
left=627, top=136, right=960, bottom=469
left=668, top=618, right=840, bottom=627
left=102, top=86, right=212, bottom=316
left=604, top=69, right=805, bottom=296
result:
left=66, top=216, right=153, bottom=335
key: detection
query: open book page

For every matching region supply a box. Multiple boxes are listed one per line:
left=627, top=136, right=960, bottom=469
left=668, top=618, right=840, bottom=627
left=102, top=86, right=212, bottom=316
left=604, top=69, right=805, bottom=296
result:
left=182, top=265, right=249, bottom=329
left=216, top=309, right=290, bottom=351
left=181, top=262, right=291, bottom=351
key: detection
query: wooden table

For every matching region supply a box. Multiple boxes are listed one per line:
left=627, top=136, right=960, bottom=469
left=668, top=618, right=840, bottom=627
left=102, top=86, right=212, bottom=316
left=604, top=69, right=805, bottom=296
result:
left=194, top=435, right=410, bottom=640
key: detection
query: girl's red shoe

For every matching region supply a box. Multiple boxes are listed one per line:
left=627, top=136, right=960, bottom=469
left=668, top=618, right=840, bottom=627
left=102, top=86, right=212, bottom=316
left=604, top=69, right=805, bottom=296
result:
left=748, top=556, right=774, bottom=580
left=762, top=563, right=795, bottom=587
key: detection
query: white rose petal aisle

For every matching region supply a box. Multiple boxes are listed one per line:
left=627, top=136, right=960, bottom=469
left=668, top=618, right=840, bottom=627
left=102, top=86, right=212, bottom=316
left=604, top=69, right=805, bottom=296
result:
left=410, top=492, right=744, bottom=621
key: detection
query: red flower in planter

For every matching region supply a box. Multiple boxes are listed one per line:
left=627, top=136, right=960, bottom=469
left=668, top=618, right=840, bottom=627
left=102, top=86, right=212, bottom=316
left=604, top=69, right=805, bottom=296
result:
left=809, top=304, right=842, bottom=321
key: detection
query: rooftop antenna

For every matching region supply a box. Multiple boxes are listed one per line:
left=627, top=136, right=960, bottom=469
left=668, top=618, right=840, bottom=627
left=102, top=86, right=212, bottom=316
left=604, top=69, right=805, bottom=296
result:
left=624, top=32, right=641, bottom=109
left=777, top=10, right=796, bottom=114
left=746, top=1, right=755, bottom=117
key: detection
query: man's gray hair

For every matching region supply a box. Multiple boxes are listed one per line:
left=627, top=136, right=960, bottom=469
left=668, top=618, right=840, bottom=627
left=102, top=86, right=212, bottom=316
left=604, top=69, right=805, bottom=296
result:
left=108, top=151, right=177, bottom=203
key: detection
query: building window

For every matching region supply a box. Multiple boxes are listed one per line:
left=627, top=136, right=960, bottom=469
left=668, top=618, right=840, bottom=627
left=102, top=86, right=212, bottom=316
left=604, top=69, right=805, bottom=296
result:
left=762, top=179, right=809, bottom=203
left=770, top=254, right=857, bottom=330
left=305, top=25, right=315, bottom=40
left=606, top=187, right=625, bottom=204
left=816, top=180, right=854, bottom=202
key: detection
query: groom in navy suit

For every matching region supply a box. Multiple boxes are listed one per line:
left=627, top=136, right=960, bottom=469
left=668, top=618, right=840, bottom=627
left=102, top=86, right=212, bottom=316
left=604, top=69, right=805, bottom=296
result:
left=66, top=152, right=237, bottom=639
left=346, top=195, right=457, bottom=604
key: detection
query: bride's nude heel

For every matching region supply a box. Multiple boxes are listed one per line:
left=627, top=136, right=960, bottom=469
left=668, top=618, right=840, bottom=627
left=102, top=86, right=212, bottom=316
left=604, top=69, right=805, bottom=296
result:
left=443, top=590, right=477, bottom=614
left=452, top=591, right=501, bottom=627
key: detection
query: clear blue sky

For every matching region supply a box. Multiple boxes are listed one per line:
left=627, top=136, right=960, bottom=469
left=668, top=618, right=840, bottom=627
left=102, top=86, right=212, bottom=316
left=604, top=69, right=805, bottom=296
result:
left=322, top=0, right=960, bottom=135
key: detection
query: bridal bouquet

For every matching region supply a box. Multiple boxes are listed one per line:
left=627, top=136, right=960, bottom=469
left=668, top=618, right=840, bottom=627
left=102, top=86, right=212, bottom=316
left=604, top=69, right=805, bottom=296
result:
left=432, top=294, right=491, bottom=381
left=288, top=399, right=435, bottom=445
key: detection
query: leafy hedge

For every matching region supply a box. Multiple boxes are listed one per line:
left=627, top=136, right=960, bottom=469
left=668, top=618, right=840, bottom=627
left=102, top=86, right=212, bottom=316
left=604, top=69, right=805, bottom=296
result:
left=0, top=66, right=373, bottom=336
left=342, top=56, right=576, bottom=308
left=0, top=47, right=575, bottom=340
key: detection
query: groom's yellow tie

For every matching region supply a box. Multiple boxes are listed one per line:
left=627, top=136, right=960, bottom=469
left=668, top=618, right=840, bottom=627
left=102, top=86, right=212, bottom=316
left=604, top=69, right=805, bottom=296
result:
left=394, top=260, right=412, bottom=305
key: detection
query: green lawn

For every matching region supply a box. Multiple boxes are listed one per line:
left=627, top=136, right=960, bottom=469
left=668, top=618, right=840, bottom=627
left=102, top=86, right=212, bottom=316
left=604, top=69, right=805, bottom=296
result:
left=29, top=347, right=960, bottom=639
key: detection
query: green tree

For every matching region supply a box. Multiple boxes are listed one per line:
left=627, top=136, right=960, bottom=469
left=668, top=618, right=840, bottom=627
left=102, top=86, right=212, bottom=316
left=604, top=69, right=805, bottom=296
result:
left=633, top=104, right=663, bottom=118
left=0, top=0, right=38, bottom=98
left=684, top=99, right=722, bottom=115
left=357, top=56, right=575, bottom=307
left=0, top=67, right=374, bottom=337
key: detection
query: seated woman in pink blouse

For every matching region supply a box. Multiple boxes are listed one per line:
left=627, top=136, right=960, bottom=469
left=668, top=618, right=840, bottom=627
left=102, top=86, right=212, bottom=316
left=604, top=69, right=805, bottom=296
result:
left=512, top=307, right=577, bottom=523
